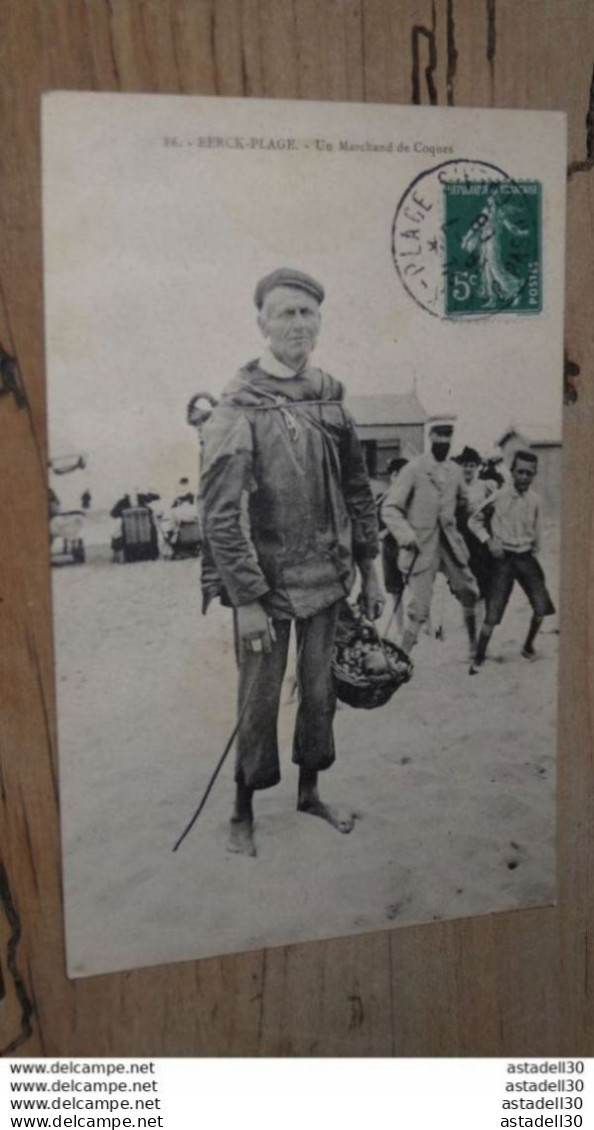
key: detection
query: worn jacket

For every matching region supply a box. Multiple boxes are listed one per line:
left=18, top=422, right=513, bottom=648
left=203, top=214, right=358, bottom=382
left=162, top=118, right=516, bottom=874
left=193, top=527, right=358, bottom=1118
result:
left=380, top=452, right=470, bottom=574
left=200, top=361, right=379, bottom=619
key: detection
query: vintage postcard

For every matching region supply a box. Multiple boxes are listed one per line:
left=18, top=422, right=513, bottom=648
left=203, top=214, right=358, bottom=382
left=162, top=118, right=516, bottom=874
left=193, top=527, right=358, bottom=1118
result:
left=42, top=94, right=566, bottom=978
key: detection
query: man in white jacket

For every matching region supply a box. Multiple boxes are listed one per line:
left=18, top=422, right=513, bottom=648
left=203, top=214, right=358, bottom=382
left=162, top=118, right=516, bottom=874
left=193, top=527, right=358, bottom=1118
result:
left=381, top=420, right=479, bottom=655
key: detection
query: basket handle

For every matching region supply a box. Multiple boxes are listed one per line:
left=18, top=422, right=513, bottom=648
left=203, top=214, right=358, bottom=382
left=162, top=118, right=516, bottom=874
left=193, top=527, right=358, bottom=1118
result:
left=355, top=597, right=390, bottom=661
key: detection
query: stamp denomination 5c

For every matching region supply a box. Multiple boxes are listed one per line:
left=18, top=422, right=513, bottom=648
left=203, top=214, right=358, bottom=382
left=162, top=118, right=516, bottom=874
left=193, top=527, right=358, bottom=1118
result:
left=444, top=180, right=542, bottom=316
left=392, top=159, right=542, bottom=319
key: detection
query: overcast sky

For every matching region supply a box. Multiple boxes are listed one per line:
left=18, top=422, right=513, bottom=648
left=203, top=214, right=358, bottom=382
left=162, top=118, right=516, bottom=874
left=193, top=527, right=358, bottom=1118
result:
left=43, top=95, right=566, bottom=510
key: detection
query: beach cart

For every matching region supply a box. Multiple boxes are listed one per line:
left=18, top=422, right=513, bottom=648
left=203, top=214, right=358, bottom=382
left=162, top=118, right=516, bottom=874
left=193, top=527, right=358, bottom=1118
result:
left=120, top=506, right=160, bottom=563
left=50, top=509, right=86, bottom=565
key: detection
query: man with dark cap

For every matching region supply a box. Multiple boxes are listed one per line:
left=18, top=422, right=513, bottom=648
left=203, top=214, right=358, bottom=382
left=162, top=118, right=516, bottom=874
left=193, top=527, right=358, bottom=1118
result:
left=200, top=268, right=382, bottom=856
left=380, top=419, right=480, bottom=655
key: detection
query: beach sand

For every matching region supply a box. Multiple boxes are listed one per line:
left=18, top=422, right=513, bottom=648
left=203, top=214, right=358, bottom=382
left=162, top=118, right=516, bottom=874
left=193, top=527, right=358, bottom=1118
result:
left=53, top=528, right=559, bottom=978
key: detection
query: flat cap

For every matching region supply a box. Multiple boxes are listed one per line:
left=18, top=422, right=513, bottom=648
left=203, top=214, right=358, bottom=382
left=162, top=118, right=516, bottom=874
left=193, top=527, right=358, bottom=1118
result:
left=254, top=267, right=325, bottom=309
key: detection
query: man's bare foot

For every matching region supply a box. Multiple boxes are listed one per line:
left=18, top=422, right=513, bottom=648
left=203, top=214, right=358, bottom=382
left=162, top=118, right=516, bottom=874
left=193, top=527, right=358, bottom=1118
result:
left=297, top=796, right=354, bottom=834
left=228, top=817, right=257, bottom=857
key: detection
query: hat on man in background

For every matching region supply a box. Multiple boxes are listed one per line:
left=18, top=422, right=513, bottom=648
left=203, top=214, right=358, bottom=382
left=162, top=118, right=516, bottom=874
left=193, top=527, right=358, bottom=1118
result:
left=386, top=457, right=409, bottom=476
left=453, top=445, right=482, bottom=466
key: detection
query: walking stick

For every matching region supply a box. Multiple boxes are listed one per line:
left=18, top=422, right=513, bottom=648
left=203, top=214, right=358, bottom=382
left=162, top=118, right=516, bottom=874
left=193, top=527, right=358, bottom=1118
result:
left=172, top=652, right=263, bottom=852
left=383, top=547, right=419, bottom=639
left=434, top=573, right=447, bottom=641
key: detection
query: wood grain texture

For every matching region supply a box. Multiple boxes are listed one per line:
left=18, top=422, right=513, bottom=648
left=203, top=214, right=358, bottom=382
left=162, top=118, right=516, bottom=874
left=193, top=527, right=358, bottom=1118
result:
left=0, top=0, right=592, bottom=1056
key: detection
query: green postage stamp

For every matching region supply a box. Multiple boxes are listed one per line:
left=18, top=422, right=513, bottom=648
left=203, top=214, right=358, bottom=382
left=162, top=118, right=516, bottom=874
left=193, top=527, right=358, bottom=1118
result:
left=444, top=180, right=542, bottom=316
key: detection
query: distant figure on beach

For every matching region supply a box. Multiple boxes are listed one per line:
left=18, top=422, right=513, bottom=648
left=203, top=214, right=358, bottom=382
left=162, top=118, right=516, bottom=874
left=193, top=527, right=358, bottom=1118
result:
left=171, top=477, right=196, bottom=509
left=200, top=267, right=382, bottom=857
left=167, top=478, right=201, bottom=559
left=468, top=449, right=555, bottom=673
left=110, top=488, right=161, bottom=518
left=48, top=487, right=61, bottom=519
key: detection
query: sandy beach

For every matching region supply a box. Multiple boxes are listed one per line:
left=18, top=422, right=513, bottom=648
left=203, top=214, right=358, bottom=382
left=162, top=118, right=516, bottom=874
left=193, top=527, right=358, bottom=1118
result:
left=53, top=527, right=559, bottom=979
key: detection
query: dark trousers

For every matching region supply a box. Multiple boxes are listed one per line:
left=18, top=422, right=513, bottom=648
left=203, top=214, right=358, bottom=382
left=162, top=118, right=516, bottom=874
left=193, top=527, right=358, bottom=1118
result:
left=484, top=551, right=555, bottom=628
left=235, top=601, right=340, bottom=791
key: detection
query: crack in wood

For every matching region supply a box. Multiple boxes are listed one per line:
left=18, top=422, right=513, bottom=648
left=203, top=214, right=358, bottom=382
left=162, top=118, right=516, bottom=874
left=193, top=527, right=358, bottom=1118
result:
left=486, top=0, right=497, bottom=103
left=136, top=1, right=154, bottom=92
left=210, top=0, right=219, bottom=94
left=388, top=935, right=396, bottom=1054
left=486, top=0, right=497, bottom=64
left=0, top=861, right=35, bottom=1054
left=169, top=12, right=184, bottom=94
left=105, top=0, right=122, bottom=89
left=26, top=628, right=60, bottom=810
left=411, top=2, right=438, bottom=106
left=347, top=991, right=364, bottom=1030
left=257, top=949, right=267, bottom=1048
left=446, top=0, right=457, bottom=106
left=567, top=64, right=594, bottom=178
left=292, top=0, right=301, bottom=95
left=240, top=36, right=250, bottom=96
left=0, top=755, right=7, bottom=807
left=20, top=787, right=40, bottom=899
left=0, top=309, right=44, bottom=476
left=564, top=351, right=580, bottom=405
left=0, top=344, right=27, bottom=411
left=256, top=0, right=267, bottom=97
left=359, top=1, right=367, bottom=103
left=26, top=957, right=46, bottom=1054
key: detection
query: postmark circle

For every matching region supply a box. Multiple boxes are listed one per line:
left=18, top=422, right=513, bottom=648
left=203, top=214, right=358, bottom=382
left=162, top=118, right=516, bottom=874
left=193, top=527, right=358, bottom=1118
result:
left=392, top=158, right=539, bottom=319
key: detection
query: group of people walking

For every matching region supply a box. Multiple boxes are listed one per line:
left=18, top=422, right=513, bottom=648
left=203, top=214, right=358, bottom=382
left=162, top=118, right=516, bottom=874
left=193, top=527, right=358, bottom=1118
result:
left=378, top=431, right=555, bottom=674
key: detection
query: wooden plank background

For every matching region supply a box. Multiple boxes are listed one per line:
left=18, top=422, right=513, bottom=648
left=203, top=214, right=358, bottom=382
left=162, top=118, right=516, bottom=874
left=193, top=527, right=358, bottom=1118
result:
left=0, top=0, right=592, bottom=1057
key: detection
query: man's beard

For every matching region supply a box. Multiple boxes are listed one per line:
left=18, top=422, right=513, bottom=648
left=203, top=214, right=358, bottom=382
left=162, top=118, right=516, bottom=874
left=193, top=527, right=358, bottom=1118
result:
left=431, top=442, right=451, bottom=462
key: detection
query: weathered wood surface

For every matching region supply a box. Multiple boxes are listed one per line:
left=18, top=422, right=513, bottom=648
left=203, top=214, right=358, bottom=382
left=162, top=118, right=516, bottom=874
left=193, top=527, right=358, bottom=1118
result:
left=0, top=0, right=592, bottom=1056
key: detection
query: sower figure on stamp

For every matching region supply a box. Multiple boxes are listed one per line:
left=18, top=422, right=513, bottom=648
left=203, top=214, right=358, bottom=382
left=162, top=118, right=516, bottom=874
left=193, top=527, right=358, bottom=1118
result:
left=200, top=268, right=382, bottom=857
left=380, top=420, right=480, bottom=657
left=468, top=449, right=555, bottom=674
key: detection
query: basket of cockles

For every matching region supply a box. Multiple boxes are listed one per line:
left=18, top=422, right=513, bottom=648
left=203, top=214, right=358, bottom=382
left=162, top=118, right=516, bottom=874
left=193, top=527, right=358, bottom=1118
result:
left=332, top=599, right=413, bottom=709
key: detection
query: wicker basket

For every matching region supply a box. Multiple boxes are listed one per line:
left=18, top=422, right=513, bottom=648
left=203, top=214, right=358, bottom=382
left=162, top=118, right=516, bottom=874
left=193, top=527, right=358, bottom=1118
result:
left=332, top=602, right=413, bottom=710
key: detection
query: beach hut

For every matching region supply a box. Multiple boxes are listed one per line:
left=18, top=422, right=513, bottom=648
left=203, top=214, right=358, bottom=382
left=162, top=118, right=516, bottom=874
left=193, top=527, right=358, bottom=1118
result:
left=345, top=390, right=428, bottom=481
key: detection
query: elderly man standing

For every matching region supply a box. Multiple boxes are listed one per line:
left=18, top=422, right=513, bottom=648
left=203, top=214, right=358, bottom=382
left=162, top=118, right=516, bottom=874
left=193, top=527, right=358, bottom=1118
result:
left=200, top=268, right=382, bottom=857
left=381, top=420, right=479, bottom=655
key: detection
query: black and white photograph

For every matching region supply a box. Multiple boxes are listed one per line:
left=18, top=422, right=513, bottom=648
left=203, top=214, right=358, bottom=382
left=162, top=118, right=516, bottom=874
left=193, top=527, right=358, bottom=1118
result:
left=42, top=93, right=566, bottom=978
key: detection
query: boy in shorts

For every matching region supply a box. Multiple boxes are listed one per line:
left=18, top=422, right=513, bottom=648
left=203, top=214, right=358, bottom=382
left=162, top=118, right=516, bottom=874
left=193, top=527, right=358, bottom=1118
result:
left=468, top=449, right=555, bottom=673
